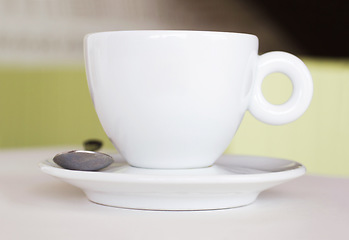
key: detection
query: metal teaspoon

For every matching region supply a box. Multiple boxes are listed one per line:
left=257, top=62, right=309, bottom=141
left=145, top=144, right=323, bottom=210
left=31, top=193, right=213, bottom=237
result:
left=53, top=150, right=113, bottom=171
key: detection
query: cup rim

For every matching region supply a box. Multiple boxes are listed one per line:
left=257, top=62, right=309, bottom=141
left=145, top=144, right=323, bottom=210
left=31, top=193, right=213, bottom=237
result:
left=84, top=30, right=258, bottom=41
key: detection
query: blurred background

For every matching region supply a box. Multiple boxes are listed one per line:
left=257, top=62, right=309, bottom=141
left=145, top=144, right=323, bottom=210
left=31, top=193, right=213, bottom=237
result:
left=0, top=0, right=348, bottom=176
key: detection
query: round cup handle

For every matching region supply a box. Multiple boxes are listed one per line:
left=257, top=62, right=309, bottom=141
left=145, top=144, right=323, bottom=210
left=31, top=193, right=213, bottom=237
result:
left=249, top=51, right=313, bottom=125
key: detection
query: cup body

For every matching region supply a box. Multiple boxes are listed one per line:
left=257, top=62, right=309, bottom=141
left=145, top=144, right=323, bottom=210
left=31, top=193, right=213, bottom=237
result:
left=85, top=31, right=259, bottom=168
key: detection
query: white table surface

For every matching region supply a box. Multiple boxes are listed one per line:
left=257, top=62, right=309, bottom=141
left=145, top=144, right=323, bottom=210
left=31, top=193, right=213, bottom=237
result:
left=1, top=147, right=348, bottom=240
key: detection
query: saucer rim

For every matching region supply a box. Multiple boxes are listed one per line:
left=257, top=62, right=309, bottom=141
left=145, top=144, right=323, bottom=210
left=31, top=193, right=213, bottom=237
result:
left=39, top=154, right=306, bottom=184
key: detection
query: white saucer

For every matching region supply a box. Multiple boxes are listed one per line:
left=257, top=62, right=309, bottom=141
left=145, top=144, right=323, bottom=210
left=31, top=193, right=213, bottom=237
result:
left=40, top=154, right=305, bottom=210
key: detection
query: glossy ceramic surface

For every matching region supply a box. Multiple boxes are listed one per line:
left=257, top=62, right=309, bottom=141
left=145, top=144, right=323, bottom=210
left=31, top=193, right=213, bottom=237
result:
left=84, top=30, right=313, bottom=169
left=40, top=154, right=306, bottom=210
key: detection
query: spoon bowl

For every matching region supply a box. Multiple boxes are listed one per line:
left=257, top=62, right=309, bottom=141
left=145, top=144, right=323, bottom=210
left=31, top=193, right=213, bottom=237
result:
left=53, top=150, right=113, bottom=171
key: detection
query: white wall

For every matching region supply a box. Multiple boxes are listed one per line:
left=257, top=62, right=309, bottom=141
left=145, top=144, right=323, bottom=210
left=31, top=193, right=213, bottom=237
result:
left=0, top=0, right=301, bottom=64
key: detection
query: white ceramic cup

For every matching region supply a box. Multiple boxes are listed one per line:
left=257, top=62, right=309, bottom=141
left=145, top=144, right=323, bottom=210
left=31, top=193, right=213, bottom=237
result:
left=84, top=30, right=313, bottom=169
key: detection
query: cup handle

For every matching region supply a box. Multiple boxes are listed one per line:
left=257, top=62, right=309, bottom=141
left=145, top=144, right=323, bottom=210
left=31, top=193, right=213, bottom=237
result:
left=249, top=51, right=313, bottom=125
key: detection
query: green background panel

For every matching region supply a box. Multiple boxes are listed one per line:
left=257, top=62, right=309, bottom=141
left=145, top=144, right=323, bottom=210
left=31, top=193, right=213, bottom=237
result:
left=0, top=66, right=109, bottom=148
left=0, top=59, right=348, bottom=176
